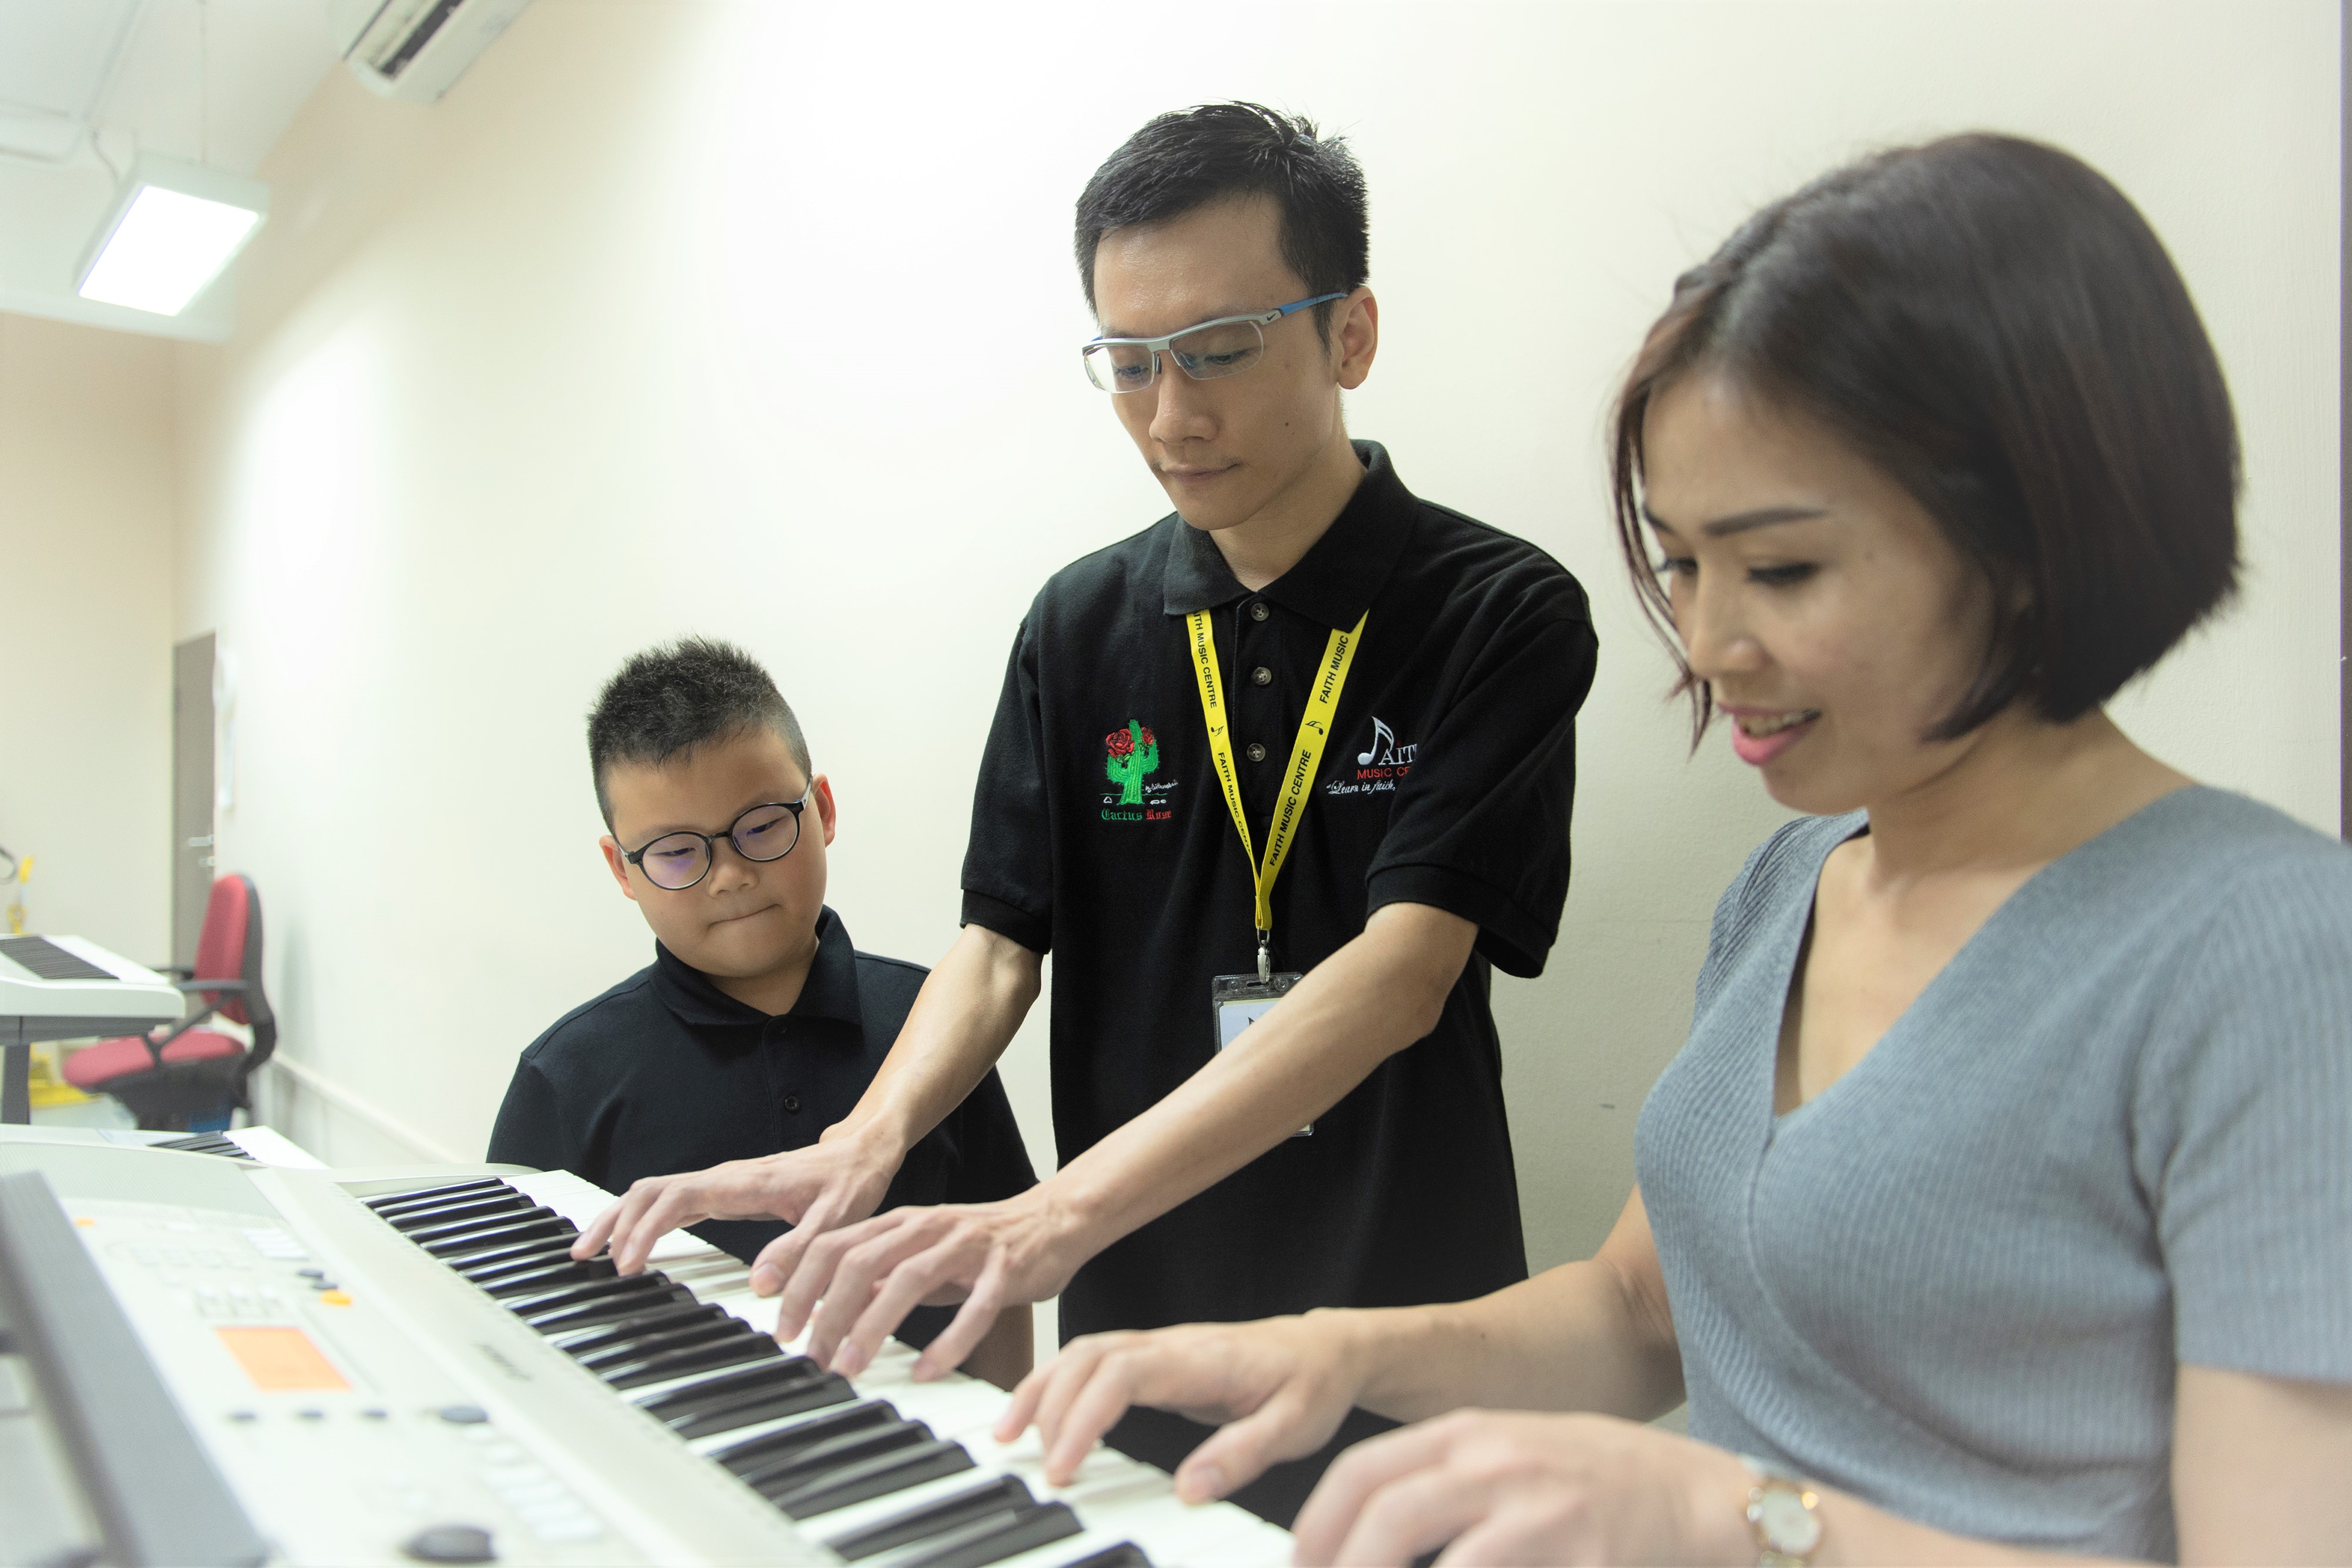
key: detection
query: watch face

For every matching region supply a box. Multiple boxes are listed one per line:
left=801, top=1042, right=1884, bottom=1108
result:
left=1757, top=1487, right=1823, bottom=1554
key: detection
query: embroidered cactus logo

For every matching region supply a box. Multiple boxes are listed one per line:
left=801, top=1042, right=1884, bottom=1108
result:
left=1104, top=720, right=1160, bottom=805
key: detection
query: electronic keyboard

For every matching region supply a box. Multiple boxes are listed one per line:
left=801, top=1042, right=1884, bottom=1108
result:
left=0, top=1134, right=1296, bottom=1567
left=1, top=934, right=185, bottom=1122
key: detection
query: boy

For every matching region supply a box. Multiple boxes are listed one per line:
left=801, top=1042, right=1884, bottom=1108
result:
left=488, top=636, right=1036, bottom=1386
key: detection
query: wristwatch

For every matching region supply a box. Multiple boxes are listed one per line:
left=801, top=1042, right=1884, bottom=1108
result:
left=1740, top=1456, right=1822, bottom=1567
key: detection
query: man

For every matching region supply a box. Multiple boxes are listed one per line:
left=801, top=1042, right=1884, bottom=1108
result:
left=576, top=103, right=1597, bottom=1523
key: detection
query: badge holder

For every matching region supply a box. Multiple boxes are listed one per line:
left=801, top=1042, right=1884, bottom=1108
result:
left=1212, top=950, right=1311, bottom=1137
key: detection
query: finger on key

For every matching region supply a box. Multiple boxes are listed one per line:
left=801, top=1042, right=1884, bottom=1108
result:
left=571, top=1195, right=629, bottom=1261
left=817, top=1223, right=938, bottom=1376
left=907, top=1249, right=1007, bottom=1382
left=1046, top=1349, right=1153, bottom=1485
left=750, top=1188, right=835, bottom=1298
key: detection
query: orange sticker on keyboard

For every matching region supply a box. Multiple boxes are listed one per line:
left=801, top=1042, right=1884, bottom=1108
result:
left=215, top=1326, right=349, bottom=1392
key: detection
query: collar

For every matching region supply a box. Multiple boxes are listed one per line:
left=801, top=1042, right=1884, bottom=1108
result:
left=1160, top=440, right=1418, bottom=630
left=650, top=904, right=864, bottom=1034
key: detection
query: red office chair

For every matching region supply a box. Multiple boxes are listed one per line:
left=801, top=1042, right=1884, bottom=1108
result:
left=64, top=875, right=277, bottom=1132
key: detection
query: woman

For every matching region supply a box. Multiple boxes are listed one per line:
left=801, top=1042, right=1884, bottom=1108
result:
left=992, top=135, right=2352, bottom=1565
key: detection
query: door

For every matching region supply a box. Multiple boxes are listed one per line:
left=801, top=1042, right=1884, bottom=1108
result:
left=172, top=634, right=216, bottom=969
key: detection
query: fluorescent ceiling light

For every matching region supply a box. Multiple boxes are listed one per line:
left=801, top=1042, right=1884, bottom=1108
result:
left=76, top=154, right=269, bottom=317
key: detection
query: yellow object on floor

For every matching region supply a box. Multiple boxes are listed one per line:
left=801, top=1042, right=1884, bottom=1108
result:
left=28, top=1040, right=96, bottom=1108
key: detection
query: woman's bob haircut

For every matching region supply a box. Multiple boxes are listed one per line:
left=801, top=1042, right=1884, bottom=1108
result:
left=1611, top=133, right=2241, bottom=744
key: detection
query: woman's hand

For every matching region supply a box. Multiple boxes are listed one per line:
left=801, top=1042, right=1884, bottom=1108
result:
left=1292, top=1409, right=1753, bottom=1567
left=993, top=1312, right=1371, bottom=1499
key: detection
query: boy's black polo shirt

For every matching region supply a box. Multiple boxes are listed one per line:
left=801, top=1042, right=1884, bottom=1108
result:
left=963, top=440, right=1596, bottom=1343
left=487, top=905, right=1035, bottom=1349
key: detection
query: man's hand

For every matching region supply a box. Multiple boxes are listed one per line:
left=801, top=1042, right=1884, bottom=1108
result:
left=766, top=1192, right=1088, bottom=1383
left=993, top=1313, right=1369, bottom=1500
left=570, top=1124, right=903, bottom=1275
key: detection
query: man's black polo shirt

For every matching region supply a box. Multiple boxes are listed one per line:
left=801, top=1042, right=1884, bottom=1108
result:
left=963, top=440, right=1596, bottom=1342
left=487, top=906, right=1036, bottom=1349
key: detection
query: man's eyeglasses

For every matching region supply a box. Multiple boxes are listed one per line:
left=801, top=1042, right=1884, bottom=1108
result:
left=621, top=791, right=810, bottom=891
left=1081, top=292, right=1347, bottom=394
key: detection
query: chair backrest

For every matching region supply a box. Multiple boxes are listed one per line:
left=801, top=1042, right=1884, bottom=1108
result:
left=192, top=875, right=254, bottom=1026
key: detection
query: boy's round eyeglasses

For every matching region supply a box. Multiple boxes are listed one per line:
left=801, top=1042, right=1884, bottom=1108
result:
left=1081, top=292, right=1347, bottom=394
left=622, top=790, right=810, bottom=891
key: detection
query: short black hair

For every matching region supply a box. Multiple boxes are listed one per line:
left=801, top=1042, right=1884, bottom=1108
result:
left=1610, top=132, right=2241, bottom=744
left=1075, top=102, right=1369, bottom=341
left=587, top=637, right=811, bottom=829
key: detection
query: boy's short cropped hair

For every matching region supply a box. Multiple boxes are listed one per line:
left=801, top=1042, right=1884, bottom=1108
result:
left=588, top=637, right=811, bottom=828
left=1609, top=132, right=2242, bottom=744
left=1074, top=101, right=1369, bottom=342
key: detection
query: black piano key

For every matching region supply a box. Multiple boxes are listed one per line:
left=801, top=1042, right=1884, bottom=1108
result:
left=713, top=1400, right=899, bottom=1476
left=602, top=1329, right=781, bottom=1390
left=571, top=1314, right=740, bottom=1370
left=637, top=1355, right=821, bottom=1417
left=501, top=1271, right=653, bottom=1318
left=364, top=1176, right=508, bottom=1211
left=895, top=1500, right=1082, bottom=1568
left=520, top=1282, right=691, bottom=1335
left=445, top=1235, right=583, bottom=1273
left=771, top=1439, right=975, bottom=1520
left=459, top=1242, right=592, bottom=1283
left=665, top=1372, right=855, bottom=1438
left=826, top=1475, right=1035, bottom=1560
left=405, top=1204, right=562, bottom=1246
left=550, top=1301, right=725, bottom=1355
left=383, top=1193, right=532, bottom=1232
left=484, top=1258, right=617, bottom=1298
left=743, top=1422, right=930, bottom=1497
left=1059, top=1544, right=1152, bottom=1568
left=370, top=1188, right=520, bottom=1225
left=423, top=1215, right=573, bottom=1258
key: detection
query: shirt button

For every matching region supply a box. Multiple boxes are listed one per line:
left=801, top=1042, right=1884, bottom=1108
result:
left=1245, top=743, right=1267, bottom=763
left=781, top=1094, right=801, bottom=1115
left=1249, top=602, right=1270, bottom=623
left=1251, top=666, right=1272, bottom=686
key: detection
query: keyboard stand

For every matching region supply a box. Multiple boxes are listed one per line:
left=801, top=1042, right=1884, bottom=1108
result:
left=4, top=1015, right=190, bottom=1125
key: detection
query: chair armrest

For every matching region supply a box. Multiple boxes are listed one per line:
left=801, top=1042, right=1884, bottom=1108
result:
left=171, top=979, right=246, bottom=994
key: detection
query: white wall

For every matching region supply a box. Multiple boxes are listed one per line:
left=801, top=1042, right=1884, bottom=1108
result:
left=0, top=312, right=175, bottom=962
left=175, top=1, right=2338, bottom=1274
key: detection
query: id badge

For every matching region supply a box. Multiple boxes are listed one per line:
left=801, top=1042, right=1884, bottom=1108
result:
left=1212, top=971, right=1312, bottom=1137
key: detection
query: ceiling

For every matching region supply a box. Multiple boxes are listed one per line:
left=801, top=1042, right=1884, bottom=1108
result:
left=0, top=0, right=345, bottom=340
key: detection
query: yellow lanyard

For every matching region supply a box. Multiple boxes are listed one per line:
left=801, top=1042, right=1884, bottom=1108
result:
left=1186, top=607, right=1368, bottom=979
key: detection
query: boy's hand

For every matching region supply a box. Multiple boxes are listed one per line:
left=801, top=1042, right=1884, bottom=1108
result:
left=571, top=1124, right=904, bottom=1275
